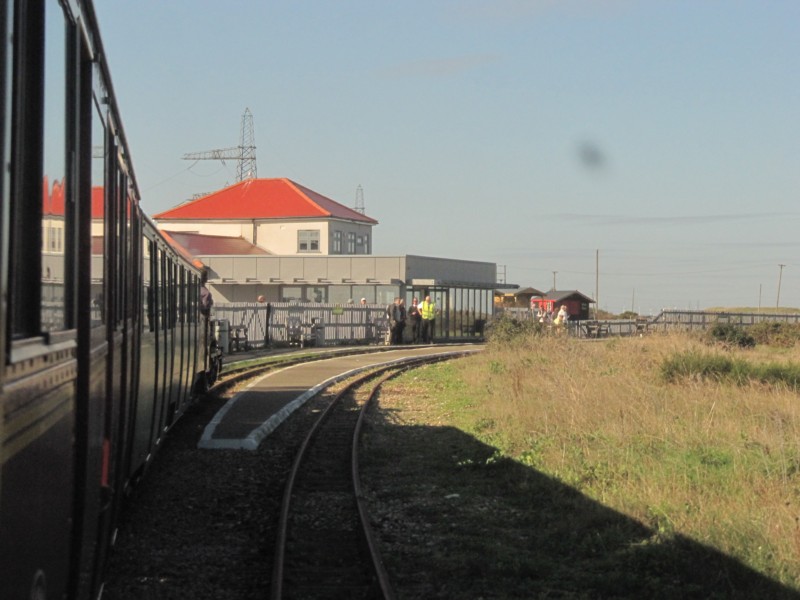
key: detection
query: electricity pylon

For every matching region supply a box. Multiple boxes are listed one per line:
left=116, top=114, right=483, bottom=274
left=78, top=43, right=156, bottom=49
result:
left=183, top=107, right=257, bottom=181
left=354, top=185, right=365, bottom=214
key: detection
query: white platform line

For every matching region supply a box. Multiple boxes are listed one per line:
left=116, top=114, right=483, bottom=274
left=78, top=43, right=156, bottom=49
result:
left=197, top=352, right=465, bottom=450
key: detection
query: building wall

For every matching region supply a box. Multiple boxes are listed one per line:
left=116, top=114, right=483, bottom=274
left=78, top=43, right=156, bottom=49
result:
left=256, top=220, right=327, bottom=254
left=405, top=255, right=497, bottom=286
left=322, top=221, right=372, bottom=255
left=155, top=218, right=374, bottom=256
left=200, top=254, right=498, bottom=305
left=201, top=254, right=410, bottom=284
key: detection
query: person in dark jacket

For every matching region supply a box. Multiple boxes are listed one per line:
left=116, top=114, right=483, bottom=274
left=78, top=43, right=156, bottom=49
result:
left=388, top=297, right=406, bottom=344
left=407, top=297, right=421, bottom=343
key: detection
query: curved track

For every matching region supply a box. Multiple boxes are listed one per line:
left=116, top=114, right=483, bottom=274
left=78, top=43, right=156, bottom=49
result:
left=270, top=352, right=464, bottom=599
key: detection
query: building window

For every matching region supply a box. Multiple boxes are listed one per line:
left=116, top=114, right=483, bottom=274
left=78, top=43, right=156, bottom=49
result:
left=347, top=232, right=356, bottom=254
left=281, top=286, right=303, bottom=301
left=332, top=230, right=342, bottom=254
left=355, top=234, right=370, bottom=255
left=42, top=223, right=64, bottom=253
left=298, top=230, right=320, bottom=253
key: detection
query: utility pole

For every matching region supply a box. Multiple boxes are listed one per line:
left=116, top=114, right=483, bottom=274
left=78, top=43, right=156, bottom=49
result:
left=497, top=265, right=507, bottom=286
left=595, top=249, right=599, bottom=318
left=552, top=271, right=557, bottom=291
left=777, top=264, right=785, bottom=310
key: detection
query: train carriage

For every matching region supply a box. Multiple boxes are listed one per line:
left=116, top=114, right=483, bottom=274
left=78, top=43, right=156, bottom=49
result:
left=0, top=2, right=209, bottom=598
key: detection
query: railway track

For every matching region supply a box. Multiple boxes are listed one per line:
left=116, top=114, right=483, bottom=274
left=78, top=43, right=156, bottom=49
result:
left=102, top=347, right=477, bottom=599
left=271, top=355, right=454, bottom=599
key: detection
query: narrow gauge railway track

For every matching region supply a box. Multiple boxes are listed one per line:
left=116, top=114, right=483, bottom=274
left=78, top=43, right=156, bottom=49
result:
left=271, top=356, right=451, bottom=600
left=101, top=347, right=477, bottom=599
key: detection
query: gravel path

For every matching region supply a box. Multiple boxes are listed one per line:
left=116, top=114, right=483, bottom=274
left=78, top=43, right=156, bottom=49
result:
left=101, top=385, right=330, bottom=600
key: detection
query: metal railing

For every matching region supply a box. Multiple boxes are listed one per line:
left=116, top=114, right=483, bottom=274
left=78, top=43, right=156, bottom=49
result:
left=211, top=302, right=391, bottom=350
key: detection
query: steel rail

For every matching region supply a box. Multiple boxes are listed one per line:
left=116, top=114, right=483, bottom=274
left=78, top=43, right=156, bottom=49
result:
left=270, top=351, right=469, bottom=599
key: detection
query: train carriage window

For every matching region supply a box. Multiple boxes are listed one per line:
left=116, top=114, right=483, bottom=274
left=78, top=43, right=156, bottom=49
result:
left=101, top=125, right=118, bottom=328
left=90, top=66, right=107, bottom=327
left=113, top=170, right=126, bottom=326
left=126, top=190, right=135, bottom=320
left=6, top=1, right=67, bottom=336
left=170, top=261, right=177, bottom=327
left=40, top=2, right=67, bottom=332
left=0, top=2, right=8, bottom=356
left=178, top=267, right=185, bottom=325
left=143, top=238, right=153, bottom=331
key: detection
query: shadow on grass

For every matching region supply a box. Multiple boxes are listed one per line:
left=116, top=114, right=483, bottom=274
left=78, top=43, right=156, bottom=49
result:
left=363, top=417, right=800, bottom=599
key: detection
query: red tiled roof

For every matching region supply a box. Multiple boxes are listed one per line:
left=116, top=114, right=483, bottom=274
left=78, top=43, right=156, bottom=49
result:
left=152, top=178, right=377, bottom=224
left=43, top=179, right=106, bottom=219
left=162, top=231, right=270, bottom=256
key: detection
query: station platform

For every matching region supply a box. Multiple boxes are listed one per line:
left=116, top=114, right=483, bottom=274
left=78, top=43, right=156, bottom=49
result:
left=198, top=344, right=482, bottom=450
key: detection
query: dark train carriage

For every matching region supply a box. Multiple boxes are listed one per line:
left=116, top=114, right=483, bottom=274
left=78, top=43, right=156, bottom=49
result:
left=0, top=2, right=206, bottom=599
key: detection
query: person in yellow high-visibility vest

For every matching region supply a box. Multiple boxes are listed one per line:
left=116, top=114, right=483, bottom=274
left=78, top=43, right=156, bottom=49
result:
left=419, top=295, right=437, bottom=343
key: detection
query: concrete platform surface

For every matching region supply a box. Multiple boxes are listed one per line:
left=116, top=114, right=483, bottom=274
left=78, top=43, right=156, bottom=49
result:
left=198, top=344, right=482, bottom=450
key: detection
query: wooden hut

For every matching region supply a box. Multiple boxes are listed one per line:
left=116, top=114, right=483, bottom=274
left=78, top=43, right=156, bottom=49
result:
left=530, top=290, right=594, bottom=321
left=494, top=286, right=544, bottom=308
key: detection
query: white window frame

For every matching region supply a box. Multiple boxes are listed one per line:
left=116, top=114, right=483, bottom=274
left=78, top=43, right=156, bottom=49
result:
left=298, top=229, right=320, bottom=253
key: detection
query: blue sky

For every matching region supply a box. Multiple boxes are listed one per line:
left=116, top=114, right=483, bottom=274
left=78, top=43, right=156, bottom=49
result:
left=93, top=1, right=800, bottom=314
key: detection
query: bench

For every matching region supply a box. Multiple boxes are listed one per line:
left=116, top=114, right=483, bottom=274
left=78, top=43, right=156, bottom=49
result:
left=286, top=317, right=326, bottom=347
left=585, top=323, right=609, bottom=338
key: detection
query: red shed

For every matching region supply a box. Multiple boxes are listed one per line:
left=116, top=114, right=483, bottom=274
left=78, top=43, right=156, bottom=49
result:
left=530, top=290, right=594, bottom=321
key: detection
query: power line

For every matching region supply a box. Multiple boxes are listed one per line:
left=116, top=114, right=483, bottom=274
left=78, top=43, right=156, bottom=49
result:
left=182, top=108, right=257, bottom=182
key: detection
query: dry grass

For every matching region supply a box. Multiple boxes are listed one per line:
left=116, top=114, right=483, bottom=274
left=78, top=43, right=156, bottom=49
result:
left=449, top=333, right=800, bottom=589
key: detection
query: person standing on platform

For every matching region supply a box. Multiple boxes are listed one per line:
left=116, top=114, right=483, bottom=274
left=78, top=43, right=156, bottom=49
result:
left=408, top=297, right=422, bottom=343
left=554, top=304, right=569, bottom=333
left=389, top=297, right=406, bottom=344
left=199, top=270, right=219, bottom=382
left=420, top=295, right=437, bottom=343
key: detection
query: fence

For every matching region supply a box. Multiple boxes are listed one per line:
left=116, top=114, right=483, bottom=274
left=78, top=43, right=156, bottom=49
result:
left=210, top=302, right=395, bottom=351
left=211, top=304, right=800, bottom=351
left=496, top=308, right=800, bottom=339
left=648, top=310, right=800, bottom=331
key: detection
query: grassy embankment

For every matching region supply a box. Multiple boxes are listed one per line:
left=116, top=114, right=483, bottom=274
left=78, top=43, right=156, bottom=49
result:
left=372, top=327, right=800, bottom=596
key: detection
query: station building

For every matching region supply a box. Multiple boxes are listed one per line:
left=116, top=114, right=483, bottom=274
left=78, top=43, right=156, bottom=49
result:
left=153, top=178, right=498, bottom=339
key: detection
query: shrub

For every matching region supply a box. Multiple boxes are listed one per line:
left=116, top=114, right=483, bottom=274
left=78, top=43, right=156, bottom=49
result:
left=749, top=321, right=800, bottom=347
left=485, top=315, right=540, bottom=345
left=705, top=323, right=755, bottom=348
left=661, top=351, right=749, bottom=384
left=661, top=350, right=800, bottom=390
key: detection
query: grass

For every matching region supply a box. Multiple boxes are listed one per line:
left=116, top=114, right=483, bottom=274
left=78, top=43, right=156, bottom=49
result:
left=366, top=333, right=800, bottom=597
